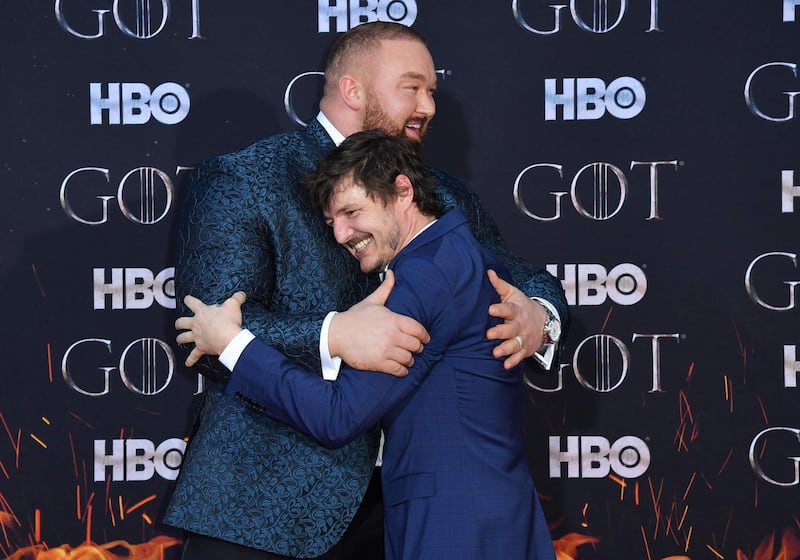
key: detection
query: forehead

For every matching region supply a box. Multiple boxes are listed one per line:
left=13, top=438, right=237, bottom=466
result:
left=371, top=38, right=436, bottom=84
left=324, top=180, right=371, bottom=215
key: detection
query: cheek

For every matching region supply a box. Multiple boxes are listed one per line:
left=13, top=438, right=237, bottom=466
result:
left=386, top=94, right=415, bottom=115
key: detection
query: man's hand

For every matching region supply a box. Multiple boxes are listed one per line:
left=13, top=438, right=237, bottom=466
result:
left=486, top=270, right=547, bottom=370
left=328, top=270, right=430, bottom=377
left=176, top=292, right=247, bottom=367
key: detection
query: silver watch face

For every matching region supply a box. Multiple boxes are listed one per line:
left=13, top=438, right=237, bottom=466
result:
left=545, top=317, right=561, bottom=343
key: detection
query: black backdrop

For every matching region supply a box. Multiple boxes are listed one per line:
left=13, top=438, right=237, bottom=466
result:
left=1, top=2, right=798, bottom=558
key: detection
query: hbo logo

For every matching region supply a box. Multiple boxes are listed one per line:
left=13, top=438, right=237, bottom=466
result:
left=545, top=77, right=646, bottom=121
left=549, top=435, right=650, bottom=479
left=94, top=267, right=175, bottom=310
left=94, top=438, right=185, bottom=481
left=546, top=263, right=647, bottom=306
left=90, top=82, right=190, bottom=125
left=318, top=0, right=417, bottom=32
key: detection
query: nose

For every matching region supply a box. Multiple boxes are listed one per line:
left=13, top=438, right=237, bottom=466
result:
left=331, top=219, right=350, bottom=245
left=417, top=90, right=435, bottom=120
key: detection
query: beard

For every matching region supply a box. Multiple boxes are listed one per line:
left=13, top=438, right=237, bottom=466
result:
left=362, top=96, right=428, bottom=142
left=363, top=214, right=402, bottom=275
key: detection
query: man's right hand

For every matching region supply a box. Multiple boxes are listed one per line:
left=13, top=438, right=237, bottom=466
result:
left=328, top=270, right=429, bottom=377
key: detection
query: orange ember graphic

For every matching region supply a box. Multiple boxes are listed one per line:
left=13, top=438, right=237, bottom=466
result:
left=553, top=532, right=600, bottom=559
left=3, top=536, right=181, bottom=560
left=736, top=528, right=800, bottom=560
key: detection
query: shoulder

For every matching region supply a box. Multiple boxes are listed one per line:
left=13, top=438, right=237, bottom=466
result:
left=188, top=128, right=313, bottom=199
left=426, top=166, right=467, bottom=190
left=426, top=166, right=484, bottom=215
left=397, top=224, right=487, bottom=287
left=199, top=129, right=304, bottom=174
left=388, top=229, right=500, bottom=339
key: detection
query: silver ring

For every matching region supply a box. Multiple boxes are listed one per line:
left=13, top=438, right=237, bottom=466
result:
left=513, top=335, right=523, bottom=351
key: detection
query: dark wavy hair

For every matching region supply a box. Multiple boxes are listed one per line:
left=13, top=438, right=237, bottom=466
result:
left=303, top=130, right=442, bottom=218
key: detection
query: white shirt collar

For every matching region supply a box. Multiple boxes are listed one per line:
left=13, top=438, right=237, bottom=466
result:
left=412, top=219, right=437, bottom=240
left=316, top=111, right=346, bottom=146
left=380, top=219, right=438, bottom=280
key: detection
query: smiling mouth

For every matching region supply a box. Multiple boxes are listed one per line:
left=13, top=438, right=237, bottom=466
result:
left=350, top=236, right=372, bottom=253
left=405, top=118, right=426, bottom=136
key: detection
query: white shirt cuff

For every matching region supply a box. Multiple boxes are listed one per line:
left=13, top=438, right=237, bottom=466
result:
left=219, top=329, right=255, bottom=371
left=321, top=311, right=343, bottom=381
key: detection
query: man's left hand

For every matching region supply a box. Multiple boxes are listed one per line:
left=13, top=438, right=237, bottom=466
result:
left=485, top=270, right=547, bottom=369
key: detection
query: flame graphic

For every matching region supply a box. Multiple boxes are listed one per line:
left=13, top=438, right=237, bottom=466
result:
left=736, top=527, right=800, bottom=560
left=3, top=536, right=181, bottom=560
left=552, top=532, right=600, bottom=559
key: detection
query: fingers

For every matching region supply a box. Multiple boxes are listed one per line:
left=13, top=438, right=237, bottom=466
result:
left=487, top=269, right=513, bottom=302
left=176, top=292, right=246, bottom=332
left=486, top=306, right=516, bottom=340
left=385, top=342, right=417, bottom=366
left=367, top=269, right=395, bottom=305
left=185, top=347, right=203, bottom=368
left=176, top=330, right=196, bottom=345
left=182, top=292, right=246, bottom=314
left=377, top=320, right=424, bottom=377
left=502, top=351, right=525, bottom=370
left=397, top=315, right=430, bottom=345
left=376, top=356, right=411, bottom=378
left=175, top=292, right=246, bottom=369
left=175, top=316, right=192, bottom=331
left=492, top=337, right=521, bottom=358
left=385, top=363, right=409, bottom=378
left=183, top=294, right=202, bottom=311
left=489, top=335, right=527, bottom=369
left=487, top=298, right=535, bottom=368
left=377, top=363, right=408, bottom=377
left=487, top=302, right=514, bottom=324
left=386, top=348, right=414, bottom=377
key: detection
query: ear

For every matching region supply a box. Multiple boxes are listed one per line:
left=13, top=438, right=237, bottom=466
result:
left=394, top=174, right=414, bottom=209
left=339, top=75, right=363, bottom=111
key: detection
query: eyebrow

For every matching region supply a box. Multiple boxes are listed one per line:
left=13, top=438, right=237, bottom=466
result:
left=400, top=71, right=437, bottom=86
left=327, top=202, right=359, bottom=219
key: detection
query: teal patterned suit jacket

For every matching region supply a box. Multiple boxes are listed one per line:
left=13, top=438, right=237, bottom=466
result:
left=163, top=118, right=568, bottom=557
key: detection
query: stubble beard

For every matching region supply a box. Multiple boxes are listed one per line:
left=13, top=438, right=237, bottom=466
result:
left=364, top=217, right=402, bottom=275
left=362, top=97, right=426, bottom=143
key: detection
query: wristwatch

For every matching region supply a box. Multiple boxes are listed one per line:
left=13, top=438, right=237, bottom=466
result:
left=541, top=309, right=561, bottom=347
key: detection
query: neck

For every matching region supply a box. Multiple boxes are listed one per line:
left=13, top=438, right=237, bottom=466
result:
left=319, top=99, right=361, bottom=138
left=398, top=213, right=436, bottom=251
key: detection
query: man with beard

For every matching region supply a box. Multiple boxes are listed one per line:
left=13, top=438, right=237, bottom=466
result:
left=164, top=21, right=567, bottom=560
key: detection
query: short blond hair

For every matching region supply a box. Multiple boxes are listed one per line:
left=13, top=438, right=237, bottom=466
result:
left=324, top=22, right=427, bottom=86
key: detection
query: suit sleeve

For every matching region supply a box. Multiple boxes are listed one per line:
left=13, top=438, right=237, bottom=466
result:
left=224, top=258, right=456, bottom=448
left=176, top=160, right=325, bottom=379
left=432, top=170, right=570, bottom=364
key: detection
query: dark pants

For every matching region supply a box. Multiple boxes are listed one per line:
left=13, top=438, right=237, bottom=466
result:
left=179, top=469, right=384, bottom=560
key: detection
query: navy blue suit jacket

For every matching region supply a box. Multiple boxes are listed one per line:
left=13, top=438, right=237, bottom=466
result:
left=164, top=119, right=567, bottom=557
left=225, top=210, right=555, bottom=559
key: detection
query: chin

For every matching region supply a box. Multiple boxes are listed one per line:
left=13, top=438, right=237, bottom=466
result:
left=362, top=262, right=383, bottom=275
